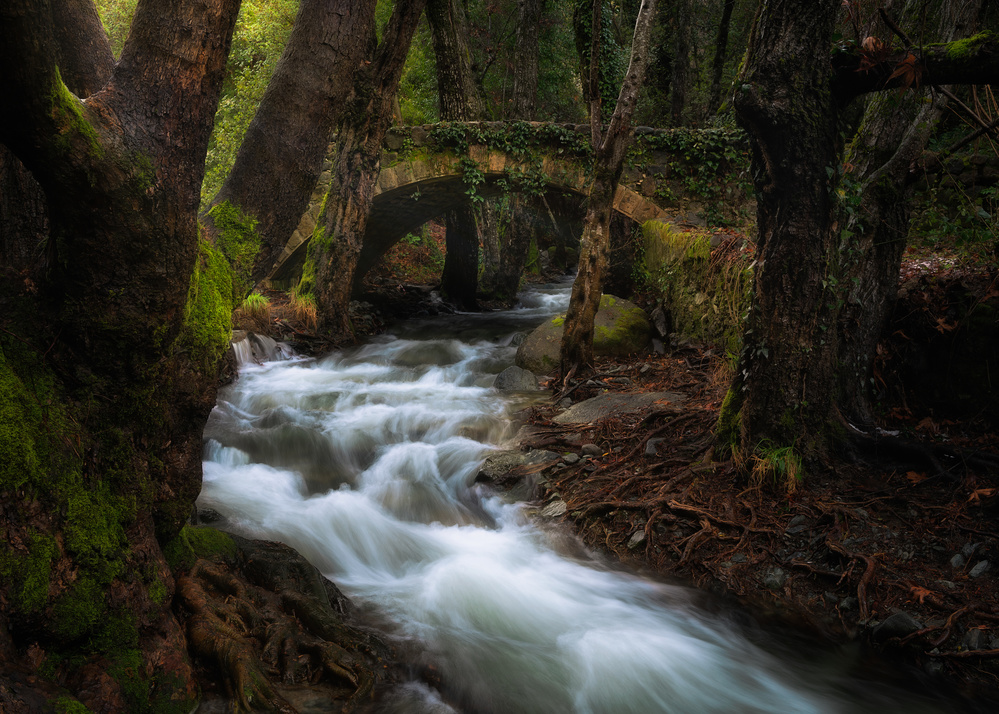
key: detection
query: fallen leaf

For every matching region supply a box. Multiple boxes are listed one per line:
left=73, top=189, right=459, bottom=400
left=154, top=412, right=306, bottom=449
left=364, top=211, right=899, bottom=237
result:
left=968, top=488, right=996, bottom=504
left=916, top=417, right=938, bottom=433
left=909, top=585, right=938, bottom=604
left=934, top=317, right=957, bottom=333
left=906, top=470, right=928, bottom=484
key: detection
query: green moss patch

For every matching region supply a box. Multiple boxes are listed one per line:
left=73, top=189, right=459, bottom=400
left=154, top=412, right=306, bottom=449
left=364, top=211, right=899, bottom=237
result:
left=179, top=237, right=234, bottom=369
left=164, top=525, right=237, bottom=572
left=207, top=200, right=262, bottom=301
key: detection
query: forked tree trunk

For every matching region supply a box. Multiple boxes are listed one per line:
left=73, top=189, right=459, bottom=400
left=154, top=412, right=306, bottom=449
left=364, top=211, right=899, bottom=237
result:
left=559, top=0, right=657, bottom=373
left=307, top=0, right=427, bottom=337
left=204, top=0, right=378, bottom=286
left=0, top=0, right=240, bottom=708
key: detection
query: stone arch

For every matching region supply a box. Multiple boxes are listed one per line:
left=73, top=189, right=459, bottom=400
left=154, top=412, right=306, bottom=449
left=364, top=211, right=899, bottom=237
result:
left=266, top=148, right=671, bottom=286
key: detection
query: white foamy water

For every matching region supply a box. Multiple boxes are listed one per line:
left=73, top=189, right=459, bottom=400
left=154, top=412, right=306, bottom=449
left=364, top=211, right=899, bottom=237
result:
left=200, top=281, right=949, bottom=713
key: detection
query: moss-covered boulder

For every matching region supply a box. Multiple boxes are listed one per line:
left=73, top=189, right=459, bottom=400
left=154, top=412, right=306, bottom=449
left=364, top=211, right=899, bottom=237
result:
left=515, top=295, right=652, bottom=374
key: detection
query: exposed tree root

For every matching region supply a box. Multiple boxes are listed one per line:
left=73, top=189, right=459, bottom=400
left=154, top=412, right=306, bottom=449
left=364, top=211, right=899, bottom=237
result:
left=176, top=558, right=381, bottom=712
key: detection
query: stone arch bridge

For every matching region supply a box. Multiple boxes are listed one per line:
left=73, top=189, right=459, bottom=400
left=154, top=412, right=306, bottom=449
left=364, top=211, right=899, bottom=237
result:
left=266, top=121, right=749, bottom=287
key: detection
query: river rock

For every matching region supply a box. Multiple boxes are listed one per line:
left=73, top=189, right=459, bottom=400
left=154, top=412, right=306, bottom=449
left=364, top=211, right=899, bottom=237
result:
left=493, top=365, right=540, bottom=391
left=476, top=449, right=559, bottom=483
left=515, top=295, right=653, bottom=374
left=553, top=391, right=685, bottom=425
left=872, top=611, right=923, bottom=641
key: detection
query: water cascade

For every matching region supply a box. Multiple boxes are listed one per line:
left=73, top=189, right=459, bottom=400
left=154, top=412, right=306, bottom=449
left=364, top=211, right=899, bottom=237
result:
left=200, top=281, right=949, bottom=713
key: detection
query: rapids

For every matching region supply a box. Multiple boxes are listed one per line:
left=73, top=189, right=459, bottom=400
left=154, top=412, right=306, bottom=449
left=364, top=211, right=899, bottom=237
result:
left=199, top=281, right=951, bottom=713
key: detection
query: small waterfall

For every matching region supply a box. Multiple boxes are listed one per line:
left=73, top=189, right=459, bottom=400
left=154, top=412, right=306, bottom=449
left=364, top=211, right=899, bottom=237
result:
left=201, top=282, right=951, bottom=714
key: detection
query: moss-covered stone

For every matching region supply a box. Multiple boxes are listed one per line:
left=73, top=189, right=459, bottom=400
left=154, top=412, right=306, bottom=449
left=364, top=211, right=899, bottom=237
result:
left=516, top=295, right=652, bottom=373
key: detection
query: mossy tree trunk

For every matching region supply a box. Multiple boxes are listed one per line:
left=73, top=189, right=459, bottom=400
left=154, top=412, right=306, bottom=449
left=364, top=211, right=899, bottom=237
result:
left=304, top=0, right=428, bottom=338
left=0, top=0, right=240, bottom=709
left=560, top=0, right=657, bottom=373
left=723, top=0, right=994, bottom=469
left=203, top=0, right=378, bottom=288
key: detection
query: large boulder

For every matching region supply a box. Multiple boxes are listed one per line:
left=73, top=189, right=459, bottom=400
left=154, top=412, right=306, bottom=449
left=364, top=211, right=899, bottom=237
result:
left=515, top=295, right=652, bottom=374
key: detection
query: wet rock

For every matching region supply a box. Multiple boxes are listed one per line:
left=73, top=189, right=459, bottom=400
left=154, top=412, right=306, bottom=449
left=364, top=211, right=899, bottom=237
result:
left=476, top=449, right=558, bottom=482
left=969, top=560, right=991, bottom=578
left=872, top=611, right=923, bottom=641
left=760, top=567, right=787, bottom=591
left=541, top=500, right=567, bottom=518
left=563, top=453, right=580, bottom=465
left=493, top=365, right=540, bottom=391
left=553, top=391, right=685, bottom=425
left=840, top=597, right=858, bottom=611
left=785, top=515, right=809, bottom=534
left=961, top=628, right=985, bottom=651
left=580, top=444, right=602, bottom=457
left=515, top=295, right=652, bottom=374
left=645, top=438, right=664, bottom=456
left=962, top=542, right=981, bottom=558
left=730, top=553, right=747, bottom=564
left=950, top=553, right=966, bottom=569
left=627, top=530, right=647, bottom=549
left=557, top=397, right=572, bottom=409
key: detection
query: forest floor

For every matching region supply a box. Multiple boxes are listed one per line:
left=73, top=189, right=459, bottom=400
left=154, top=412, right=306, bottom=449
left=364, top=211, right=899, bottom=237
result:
left=243, top=242, right=999, bottom=711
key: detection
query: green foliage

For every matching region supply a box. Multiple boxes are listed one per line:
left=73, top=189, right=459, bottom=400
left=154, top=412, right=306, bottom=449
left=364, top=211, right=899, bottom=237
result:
left=94, top=0, right=138, bottom=58
left=201, top=0, right=298, bottom=205
left=749, top=440, right=804, bottom=494
left=637, top=128, right=751, bottom=222
left=179, top=238, right=234, bottom=369
left=573, top=0, right=628, bottom=122
left=397, top=16, right=438, bottom=123
left=53, top=697, right=95, bottom=714
left=910, top=182, right=999, bottom=261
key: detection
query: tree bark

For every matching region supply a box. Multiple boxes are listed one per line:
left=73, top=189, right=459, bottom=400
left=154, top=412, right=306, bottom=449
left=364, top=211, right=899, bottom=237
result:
left=726, top=0, right=843, bottom=462
left=837, top=0, right=983, bottom=428
left=428, top=0, right=485, bottom=309
left=709, top=0, right=736, bottom=113
left=1, top=0, right=240, bottom=707
left=306, top=0, right=427, bottom=338
left=510, top=0, right=543, bottom=118
left=204, top=0, right=378, bottom=288
left=560, top=0, right=657, bottom=373
left=669, top=0, right=691, bottom=124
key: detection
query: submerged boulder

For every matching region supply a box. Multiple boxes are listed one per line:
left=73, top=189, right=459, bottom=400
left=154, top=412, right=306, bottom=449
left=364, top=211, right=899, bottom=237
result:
left=515, top=295, right=652, bottom=374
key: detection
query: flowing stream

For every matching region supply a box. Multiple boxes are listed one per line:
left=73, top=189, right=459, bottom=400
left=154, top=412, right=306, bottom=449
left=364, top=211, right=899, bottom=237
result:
left=200, top=281, right=952, bottom=714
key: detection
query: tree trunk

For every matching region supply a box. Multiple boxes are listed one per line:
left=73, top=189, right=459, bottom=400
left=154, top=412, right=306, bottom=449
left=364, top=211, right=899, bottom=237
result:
left=560, top=0, right=657, bottom=373
left=837, top=0, right=983, bottom=428
left=510, top=0, right=543, bottom=118
left=428, top=0, right=486, bottom=308
left=305, top=0, right=427, bottom=338
left=204, top=0, right=378, bottom=288
left=709, top=0, right=736, bottom=113
left=726, top=0, right=843, bottom=462
left=669, top=0, right=691, bottom=124
left=0, top=0, right=240, bottom=708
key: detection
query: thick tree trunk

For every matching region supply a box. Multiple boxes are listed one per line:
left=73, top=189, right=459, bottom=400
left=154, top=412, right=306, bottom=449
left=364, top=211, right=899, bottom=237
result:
left=560, top=0, right=657, bottom=373
left=205, top=0, right=378, bottom=287
left=0, top=0, right=240, bottom=708
left=52, top=0, right=114, bottom=96
left=510, top=0, right=543, bottom=118
left=440, top=204, right=481, bottom=310
left=306, top=0, right=427, bottom=338
left=726, top=0, right=842, bottom=461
